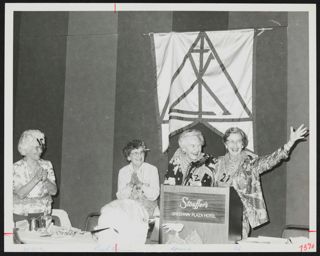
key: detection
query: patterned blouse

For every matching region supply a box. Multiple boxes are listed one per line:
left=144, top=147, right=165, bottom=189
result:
left=164, top=148, right=217, bottom=186
left=213, top=146, right=290, bottom=230
left=13, top=158, right=56, bottom=215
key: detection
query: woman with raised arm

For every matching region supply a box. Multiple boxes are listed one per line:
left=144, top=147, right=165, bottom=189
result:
left=214, top=124, right=308, bottom=238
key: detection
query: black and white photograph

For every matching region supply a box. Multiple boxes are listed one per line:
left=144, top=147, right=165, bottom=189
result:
left=4, top=2, right=317, bottom=253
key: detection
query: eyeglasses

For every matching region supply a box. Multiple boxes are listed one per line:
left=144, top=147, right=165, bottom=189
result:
left=130, top=151, right=145, bottom=157
left=226, top=140, right=243, bottom=146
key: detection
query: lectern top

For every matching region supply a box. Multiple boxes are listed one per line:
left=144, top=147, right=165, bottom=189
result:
left=161, top=184, right=233, bottom=195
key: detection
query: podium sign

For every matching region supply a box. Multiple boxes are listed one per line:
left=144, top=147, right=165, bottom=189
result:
left=160, top=185, right=242, bottom=244
left=162, top=192, right=225, bottom=223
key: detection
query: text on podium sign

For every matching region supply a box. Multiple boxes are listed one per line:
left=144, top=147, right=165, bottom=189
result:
left=162, top=191, right=226, bottom=223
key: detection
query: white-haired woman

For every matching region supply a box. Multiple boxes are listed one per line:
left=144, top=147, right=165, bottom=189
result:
left=164, top=129, right=216, bottom=186
left=13, top=129, right=57, bottom=224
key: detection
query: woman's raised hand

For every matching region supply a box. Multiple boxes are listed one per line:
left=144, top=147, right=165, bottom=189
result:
left=130, top=172, right=142, bottom=186
left=41, top=169, right=48, bottom=181
left=34, top=167, right=47, bottom=182
left=289, top=124, right=308, bottom=144
left=285, top=124, right=308, bottom=151
left=34, top=168, right=43, bottom=182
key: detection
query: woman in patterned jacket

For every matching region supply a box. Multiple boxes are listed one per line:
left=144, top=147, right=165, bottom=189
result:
left=164, top=129, right=216, bottom=187
left=214, top=124, right=308, bottom=238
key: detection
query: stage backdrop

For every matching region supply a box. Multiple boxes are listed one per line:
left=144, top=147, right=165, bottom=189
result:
left=12, top=11, right=309, bottom=235
left=13, top=12, right=69, bottom=208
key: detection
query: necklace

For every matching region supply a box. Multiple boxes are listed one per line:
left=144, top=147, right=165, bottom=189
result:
left=217, top=154, right=241, bottom=184
left=224, top=160, right=237, bottom=179
left=226, top=153, right=241, bottom=167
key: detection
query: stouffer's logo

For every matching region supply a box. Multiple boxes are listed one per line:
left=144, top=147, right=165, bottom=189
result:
left=179, top=197, right=208, bottom=210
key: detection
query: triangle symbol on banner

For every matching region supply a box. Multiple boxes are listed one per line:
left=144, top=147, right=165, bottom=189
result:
left=162, top=31, right=252, bottom=123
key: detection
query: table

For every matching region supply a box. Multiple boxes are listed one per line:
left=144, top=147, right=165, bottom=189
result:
left=237, top=236, right=290, bottom=244
left=16, top=229, right=96, bottom=244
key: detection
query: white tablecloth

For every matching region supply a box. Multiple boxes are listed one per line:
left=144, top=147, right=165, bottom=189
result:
left=16, top=230, right=96, bottom=244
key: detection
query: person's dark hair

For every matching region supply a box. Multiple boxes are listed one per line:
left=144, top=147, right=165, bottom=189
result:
left=223, top=127, right=248, bottom=148
left=122, top=139, right=149, bottom=159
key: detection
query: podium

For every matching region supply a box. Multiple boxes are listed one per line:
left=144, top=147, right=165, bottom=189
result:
left=160, top=185, right=242, bottom=244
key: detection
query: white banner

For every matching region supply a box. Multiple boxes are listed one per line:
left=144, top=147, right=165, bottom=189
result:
left=153, top=29, right=254, bottom=152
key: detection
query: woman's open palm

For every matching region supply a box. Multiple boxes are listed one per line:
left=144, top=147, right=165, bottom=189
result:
left=290, top=124, right=308, bottom=143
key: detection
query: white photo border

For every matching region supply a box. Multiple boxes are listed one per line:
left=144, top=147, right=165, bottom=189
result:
left=4, top=2, right=317, bottom=252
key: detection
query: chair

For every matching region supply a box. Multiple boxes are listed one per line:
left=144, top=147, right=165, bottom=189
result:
left=84, top=212, right=100, bottom=231
left=146, top=206, right=160, bottom=243
left=282, top=224, right=309, bottom=239
left=13, top=228, right=23, bottom=244
left=51, top=209, right=72, bottom=227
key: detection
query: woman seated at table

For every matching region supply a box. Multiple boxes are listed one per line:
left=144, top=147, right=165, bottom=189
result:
left=164, top=129, right=216, bottom=186
left=116, top=139, right=160, bottom=218
left=213, top=124, right=308, bottom=238
left=13, top=129, right=57, bottom=224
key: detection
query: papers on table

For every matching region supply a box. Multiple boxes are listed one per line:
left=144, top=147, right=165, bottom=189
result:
left=238, top=236, right=290, bottom=244
left=288, top=236, right=310, bottom=244
left=238, top=235, right=311, bottom=245
left=16, top=226, right=96, bottom=244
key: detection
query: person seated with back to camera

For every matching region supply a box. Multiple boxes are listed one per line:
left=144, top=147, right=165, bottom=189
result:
left=116, top=139, right=160, bottom=219
left=94, top=199, right=150, bottom=246
left=164, top=129, right=216, bottom=187
left=13, top=129, right=57, bottom=225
